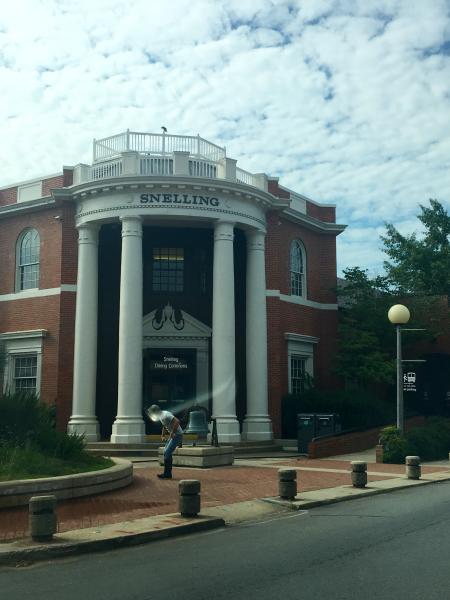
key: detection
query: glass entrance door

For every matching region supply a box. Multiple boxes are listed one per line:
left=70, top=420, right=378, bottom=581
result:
left=143, top=348, right=196, bottom=433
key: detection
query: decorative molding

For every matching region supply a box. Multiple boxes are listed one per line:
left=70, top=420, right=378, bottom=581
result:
left=0, top=329, right=47, bottom=341
left=266, top=290, right=338, bottom=310
left=143, top=306, right=211, bottom=338
left=76, top=202, right=266, bottom=228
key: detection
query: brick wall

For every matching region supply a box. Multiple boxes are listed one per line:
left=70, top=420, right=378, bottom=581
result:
left=0, top=187, right=17, bottom=207
left=0, top=208, right=63, bottom=294
left=306, top=201, right=336, bottom=223
left=265, top=213, right=340, bottom=436
left=0, top=201, right=77, bottom=427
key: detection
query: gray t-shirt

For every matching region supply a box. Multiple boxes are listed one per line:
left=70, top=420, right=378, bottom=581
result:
left=160, top=410, right=183, bottom=434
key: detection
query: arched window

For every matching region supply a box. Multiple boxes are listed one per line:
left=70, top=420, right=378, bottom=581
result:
left=290, top=240, right=306, bottom=297
left=16, top=229, right=40, bottom=291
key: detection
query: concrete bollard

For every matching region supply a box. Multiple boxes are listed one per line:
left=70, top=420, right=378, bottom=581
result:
left=405, top=456, right=421, bottom=480
left=278, top=469, right=297, bottom=500
left=29, top=495, right=57, bottom=542
left=375, top=444, right=384, bottom=463
left=351, top=461, right=367, bottom=488
left=179, top=480, right=201, bottom=517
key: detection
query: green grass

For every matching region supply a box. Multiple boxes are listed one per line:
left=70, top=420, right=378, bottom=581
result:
left=0, top=445, right=114, bottom=481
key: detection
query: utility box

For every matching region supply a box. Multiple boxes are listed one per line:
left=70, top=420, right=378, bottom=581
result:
left=297, top=413, right=316, bottom=454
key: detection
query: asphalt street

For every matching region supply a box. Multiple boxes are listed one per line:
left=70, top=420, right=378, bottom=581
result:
left=1, top=481, right=450, bottom=600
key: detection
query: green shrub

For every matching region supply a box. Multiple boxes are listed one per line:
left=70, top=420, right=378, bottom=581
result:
left=0, top=391, right=86, bottom=459
left=380, top=418, right=450, bottom=463
left=379, top=426, right=408, bottom=463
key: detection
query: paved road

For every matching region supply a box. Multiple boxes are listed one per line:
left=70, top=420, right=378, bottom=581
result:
left=2, top=482, right=450, bottom=600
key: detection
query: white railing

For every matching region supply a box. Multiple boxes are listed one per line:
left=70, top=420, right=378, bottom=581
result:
left=188, top=159, right=217, bottom=178
left=89, top=159, right=123, bottom=180
left=93, top=131, right=226, bottom=163
left=236, top=167, right=258, bottom=187
left=140, top=157, right=173, bottom=175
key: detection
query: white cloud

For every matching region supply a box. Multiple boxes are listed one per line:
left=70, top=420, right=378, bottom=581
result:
left=0, top=0, right=449, bottom=275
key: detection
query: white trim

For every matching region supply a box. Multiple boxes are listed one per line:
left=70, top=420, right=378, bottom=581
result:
left=0, top=329, right=47, bottom=341
left=1, top=330, right=46, bottom=394
left=0, top=286, right=77, bottom=302
left=285, top=333, right=319, bottom=344
left=266, top=290, right=338, bottom=310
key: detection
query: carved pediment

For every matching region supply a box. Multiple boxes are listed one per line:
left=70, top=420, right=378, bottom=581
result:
left=143, top=303, right=211, bottom=338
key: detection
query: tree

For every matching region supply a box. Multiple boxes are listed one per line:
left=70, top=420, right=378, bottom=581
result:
left=335, top=267, right=396, bottom=387
left=381, top=199, right=450, bottom=296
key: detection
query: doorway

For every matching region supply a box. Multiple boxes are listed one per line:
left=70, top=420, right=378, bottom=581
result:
left=143, top=348, right=196, bottom=433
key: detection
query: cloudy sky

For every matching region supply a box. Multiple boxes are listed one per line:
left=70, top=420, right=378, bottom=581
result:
left=1, top=0, right=449, bottom=275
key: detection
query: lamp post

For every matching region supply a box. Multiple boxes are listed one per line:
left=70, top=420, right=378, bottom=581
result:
left=388, top=304, right=410, bottom=435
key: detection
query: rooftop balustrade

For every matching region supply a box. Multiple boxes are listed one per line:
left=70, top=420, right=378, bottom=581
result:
left=72, top=131, right=268, bottom=191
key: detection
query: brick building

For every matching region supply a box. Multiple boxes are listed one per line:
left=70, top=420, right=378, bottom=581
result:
left=0, top=131, right=345, bottom=442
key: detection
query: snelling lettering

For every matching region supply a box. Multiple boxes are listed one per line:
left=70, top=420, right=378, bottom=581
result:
left=140, top=193, right=219, bottom=207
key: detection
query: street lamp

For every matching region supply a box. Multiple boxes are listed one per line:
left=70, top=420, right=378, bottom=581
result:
left=388, top=304, right=410, bottom=434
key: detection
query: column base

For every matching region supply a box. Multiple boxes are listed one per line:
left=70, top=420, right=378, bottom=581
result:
left=215, top=417, right=241, bottom=443
left=111, top=417, right=145, bottom=444
left=67, top=416, right=100, bottom=442
left=242, top=416, right=273, bottom=441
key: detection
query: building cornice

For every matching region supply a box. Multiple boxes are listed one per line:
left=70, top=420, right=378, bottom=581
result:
left=0, top=197, right=56, bottom=220
left=281, top=207, right=347, bottom=235
left=52, top=175, right=289, bottom=212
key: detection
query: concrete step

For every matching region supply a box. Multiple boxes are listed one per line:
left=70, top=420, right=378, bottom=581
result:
left=86, top=441, right=285, bottom=458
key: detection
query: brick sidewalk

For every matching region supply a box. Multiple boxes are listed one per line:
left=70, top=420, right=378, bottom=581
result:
left=1, top=458, right=448, bottom=542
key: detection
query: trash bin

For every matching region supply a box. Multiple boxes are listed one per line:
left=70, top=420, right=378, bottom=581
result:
left=315, top=413, right=341, bottom=437
left=297, top=413, right=341, bottom=454
left=297, top=413, right=316, bottom=454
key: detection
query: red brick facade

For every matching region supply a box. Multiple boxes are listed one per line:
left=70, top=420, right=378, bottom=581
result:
left=0, top=170, right=343, bottom=438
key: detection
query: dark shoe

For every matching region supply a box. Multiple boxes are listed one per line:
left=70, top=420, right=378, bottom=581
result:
left=157, top=458, right=173, bottom=479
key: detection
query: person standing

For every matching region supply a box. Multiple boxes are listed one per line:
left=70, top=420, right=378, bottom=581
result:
left=147, top=404, right=183, bottom=479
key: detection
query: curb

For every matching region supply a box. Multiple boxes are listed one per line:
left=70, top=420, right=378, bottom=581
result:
left=0, top=515, right=225, bottom=567
left=262, top=472, right=450, bottom=511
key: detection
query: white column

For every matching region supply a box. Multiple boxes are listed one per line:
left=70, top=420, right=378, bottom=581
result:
left=111, top=216, right=145, bottom=443
left=212, top=221, right=241, bottom=442
left=243, top=229, right=273, bottom=440
left=68, top=223, right=100, bottom=441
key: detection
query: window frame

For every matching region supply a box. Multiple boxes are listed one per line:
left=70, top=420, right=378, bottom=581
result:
left=15, top=228, right=40, bottom=292
left=290, top=240, right=306, bottom=298
left=286, top=333, right=318, bottom=394
left=0, top=330, right=46, bottom=395
left=152, top=246, right=185, bottom=293
left=12, top=354, right=38, bottom=394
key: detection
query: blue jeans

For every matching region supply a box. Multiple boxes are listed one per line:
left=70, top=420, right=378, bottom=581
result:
left=164, top=433, right=183, bottom=461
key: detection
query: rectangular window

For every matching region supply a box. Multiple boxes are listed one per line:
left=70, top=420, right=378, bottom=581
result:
left=13, top=355, right=37, bottom=393
left=152, top=247, right=184, bottom=292
left=20, top=263, right=39, bottom=290
left=290, top=272, right=303, bottom=297
left=290, top=355, right=306, bottom=395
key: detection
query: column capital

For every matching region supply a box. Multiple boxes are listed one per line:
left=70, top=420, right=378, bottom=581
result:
left=77, top=223, right=99, bottom=245
left=120, top=215, right=143, bottom=238
left=246, top=228, right=266, bottom=251
left=214, top=220, right=235, bottom=242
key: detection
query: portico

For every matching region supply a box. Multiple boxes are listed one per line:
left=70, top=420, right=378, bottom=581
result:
left=68, top=185, right=274, bottom=444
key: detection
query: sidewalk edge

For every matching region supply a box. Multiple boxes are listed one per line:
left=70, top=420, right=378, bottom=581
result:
left=0, top=516, right=225, bottom=567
